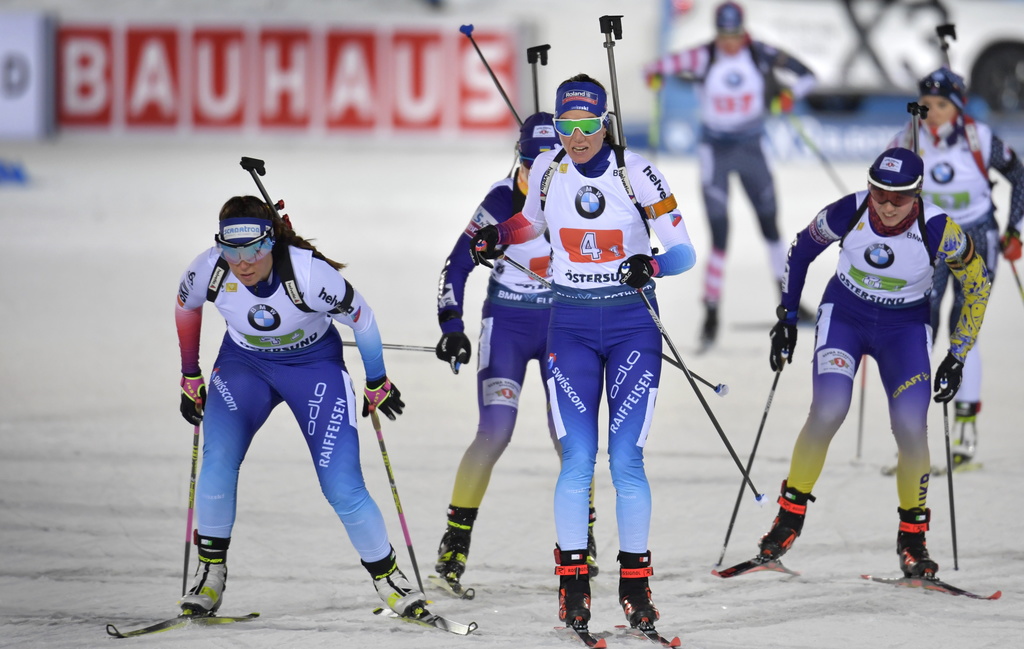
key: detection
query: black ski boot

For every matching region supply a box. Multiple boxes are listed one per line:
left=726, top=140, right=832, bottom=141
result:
left=586, top=507, right=599, bottom=577
left=699, top=300, right=719, bottom=349
left=618, top=550, right=659, bottom=628
left=897, top=507, right=938, bottom=578
left=952, top=401, right=979, bottom=467
left=435, top=505, right=477, bottom=584
left=555, top=547, right=591, bottom=628
left=758, top=480, right=815, bottom=561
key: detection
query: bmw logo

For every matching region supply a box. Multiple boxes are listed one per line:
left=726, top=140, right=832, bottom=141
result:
left=726, top=72, right=742, bottom=87
left=575, top=186, right=605, bottom=219
left=864, top=243, right=895, bottom=269
left=930, top=163, right=954, bottom=184
left=249, top=304, right=281, bottom=331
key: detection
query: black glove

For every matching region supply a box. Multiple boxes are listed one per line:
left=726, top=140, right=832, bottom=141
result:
left=469, top=225, right=501, bottom=268
left=618, top=254, right=657, bottom=288
left=362, top=376, right=405, bottom=420
left=179, top=373, right=206, bottom=425
left=436, top=331, right=472, bottom=374
left=769, top=321, right=797, bottom=372
left=933, top=352, right=964, bottom=403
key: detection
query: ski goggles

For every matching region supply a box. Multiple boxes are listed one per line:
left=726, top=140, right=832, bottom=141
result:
left=552, top=113, right=607, bottom=138
left=868, top=185, right=918, bottom=208
left=216, top=231, right=274, bottom=265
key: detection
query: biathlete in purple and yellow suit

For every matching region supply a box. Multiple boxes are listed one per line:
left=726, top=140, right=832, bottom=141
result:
left=754, top=147, right=990, bottom=579
left=433, top=113, right=605, bottom=590
left=470, top=74, right=696, bottom=632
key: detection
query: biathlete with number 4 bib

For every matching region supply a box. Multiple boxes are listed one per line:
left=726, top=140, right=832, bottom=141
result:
left=470, top=74, right=696, bottom=633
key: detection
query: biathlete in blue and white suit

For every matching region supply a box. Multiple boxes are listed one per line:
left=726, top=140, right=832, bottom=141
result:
left=753, top=148, right=990, bottom=579
left=174, top=195, right=426, bottom=619
left=432, top=112, right=609, bottom=591
left=471, top=75, right=696, bottom=631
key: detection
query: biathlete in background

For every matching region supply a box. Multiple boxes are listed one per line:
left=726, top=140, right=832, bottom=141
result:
left=471, top=74, right=696, bottom=633
left=889, top=67, right=1024, bottom=467
left=643, top=0, right=818, bottom=348
left=754, top=148, right=990, bottom=578
left=175, top=196, right=424, bottom=618
left=432, top=113, right=602, bottom=590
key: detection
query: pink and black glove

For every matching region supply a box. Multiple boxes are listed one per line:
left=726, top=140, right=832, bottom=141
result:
left=180, top=373, right=206, bottom=425
left=362, top=376, right=405, bottom=421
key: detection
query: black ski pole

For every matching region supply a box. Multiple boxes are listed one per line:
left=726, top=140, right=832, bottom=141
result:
left=716, top=369, right=782, bottom=566
left=459, top=24, right=522, bottom=126
left=599, top=15, right=627, bottom=147
left=637, top=290, right=764, bottom=501
left=942, top=401, right=960, bottom=570
left=526, top=44, right=550, bottom=114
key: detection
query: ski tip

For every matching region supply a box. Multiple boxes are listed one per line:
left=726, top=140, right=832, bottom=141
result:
left=105, top=624, right=123, bottom=638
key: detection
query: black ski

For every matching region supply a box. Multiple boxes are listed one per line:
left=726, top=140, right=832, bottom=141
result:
left=555, top=624, right=609, bottom=647
left=861, top=574, right=1001, bottom=600
left=712, top=557, right=800, bottom=578
left=372, top=606, right=478, bottom=635
left=427, top=574, right=476, bottom=600
left=106, top=612, right=259, bottom=638
left=614, top=623, right=682, bottom=646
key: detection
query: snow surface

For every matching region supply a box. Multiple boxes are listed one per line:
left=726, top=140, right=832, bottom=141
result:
left=2, top=132, right=1021, bottom=649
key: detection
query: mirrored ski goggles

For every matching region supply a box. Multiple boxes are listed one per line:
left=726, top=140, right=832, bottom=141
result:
left=868, top=185, right=918, bottom=207
left=216, top=232, right=274, bottom=265
left=553, top=113, right=606, bottom=137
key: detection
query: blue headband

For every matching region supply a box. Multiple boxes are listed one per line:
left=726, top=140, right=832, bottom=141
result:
left=219, top=217, right=273, bottom=244
left=555, top=82, right=607, bottom=118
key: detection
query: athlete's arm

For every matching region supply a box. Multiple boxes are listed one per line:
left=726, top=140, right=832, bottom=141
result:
left=937, top=220, right=992, bottom=361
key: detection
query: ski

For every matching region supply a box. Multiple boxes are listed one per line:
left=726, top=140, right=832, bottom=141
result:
left=427, top=574, right=476, bottom=600
left=106, top=612, right=260, bottom=638
left=861, top=574, right=1002, bottom=600
left=614, top=623, right=682, bottom=646
left=372, top=606, right=478, bottom=635
left=555, top=624, right=609, bottom=647
left=712, top=557, right=800, bottom=578
left=881, top=461, right=983, bottom=477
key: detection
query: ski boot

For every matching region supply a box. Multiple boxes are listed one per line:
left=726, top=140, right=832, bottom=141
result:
left=618, top=550, right=659, bottom=628
left=951, top=401, right=979, bottom=467
left=699, top=300, right=719, bottom=349
left=758, top=480, right=815, bottom=561
left=179, top=535, right=230, bottom=614
left=586, top=507, right=600, bottom=578
left=897, top=507, right=938, bottom=578
left=364, top=547, right=427, bottom=617
left=555, top=546, right=591, bottom=628
left=435, top=505, right=476, bottom=585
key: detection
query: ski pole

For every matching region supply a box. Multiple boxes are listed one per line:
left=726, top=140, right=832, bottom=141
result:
left=941, top=401, right=960, bottom=570
left=499, top=253, right=728, bottom=395
left=1008, top=259, right=1024, bottom=307
left=526, top=44, right=550, bottom=114
left=459, top=24, right=522, bottom=126
left=182, top=424, right=200, bottom=596
left=369, top=408, right=424, bottom=593
left=856, top=356, right=867, bottom=460
left=342, top=340, right=434, bottom=354
left=637, top=290, right=764, bottom=501
left=786, top=115, right=849, bottom=195
left=715, top=368, right=782, bottom=566
left=599, top=15, right=627, bottom=147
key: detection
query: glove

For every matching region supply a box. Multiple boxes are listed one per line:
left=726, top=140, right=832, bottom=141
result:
left=643, top=63, right=663, bottom=88
left=469, top=225, right=501, bottom=268
left=1001, top=227, right=1021, bottom=261
left=769, top=321, right=797, bottom=372
left=770, top=88, right=794, bottom=115
left=179, top=373, right=206, bottom=425
left=362, top=376, right=405, bottom=420
left=436, top=331, right=472, bottom=373
left=933, top=352, right=964, bottom=403
left=618, top=254, right=658, bottom=288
